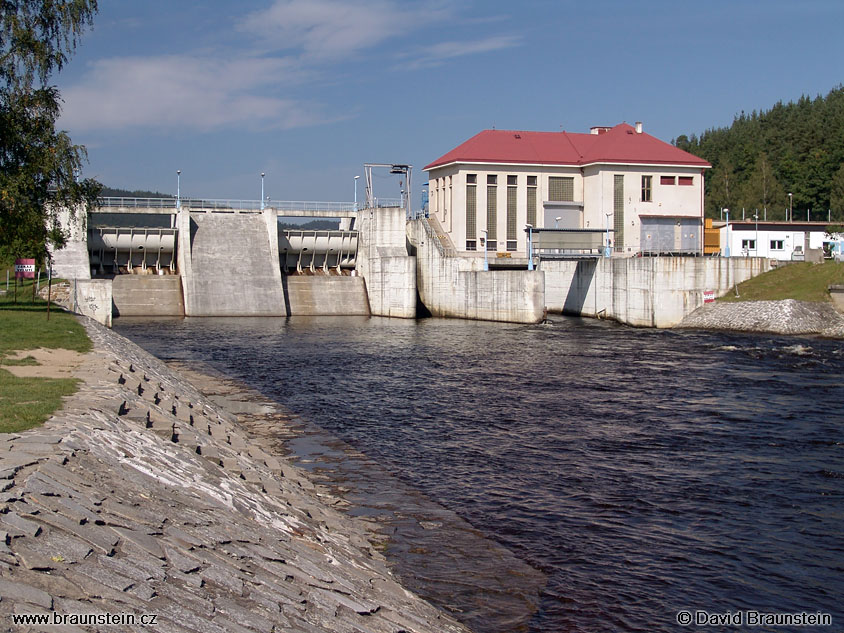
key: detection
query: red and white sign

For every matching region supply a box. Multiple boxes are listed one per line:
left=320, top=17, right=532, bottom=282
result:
left=14, top=258, right=36, bottom=279
left=703, top=290, right=715, bottom=303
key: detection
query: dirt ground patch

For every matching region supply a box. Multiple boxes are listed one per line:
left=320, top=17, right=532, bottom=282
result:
left=1, top=347, right=90, bottom=378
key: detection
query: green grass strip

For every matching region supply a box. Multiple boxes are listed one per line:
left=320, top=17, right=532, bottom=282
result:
left=0, top=369, right=79, bottom=433
left=0, top=271, right=92, bottom=432
left=719, top=261, right=844, bottom=303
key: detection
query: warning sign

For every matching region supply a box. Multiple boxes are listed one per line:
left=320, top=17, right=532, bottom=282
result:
left=703, top=290, right=715, bottom=303
left=14, top=258, right=36, bottom=279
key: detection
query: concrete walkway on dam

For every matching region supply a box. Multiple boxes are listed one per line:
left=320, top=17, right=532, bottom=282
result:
left=0, top=317, right=472, bottom=633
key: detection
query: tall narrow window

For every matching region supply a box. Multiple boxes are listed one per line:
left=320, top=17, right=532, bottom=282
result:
left=487, top=176, right=497, bottom=250
left=466, top=176, right=477, bottom=251
left=548, top=176, right=574, bottom=201
left=641, top=175, right=652, bottom=202
left=506, top=175, right=517, bottom=250
left=614, top=175, right=624, bottom=252
left=527, top=176, right=537, bottom=227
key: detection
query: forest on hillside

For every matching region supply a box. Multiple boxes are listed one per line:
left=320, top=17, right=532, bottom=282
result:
left=674, top=86, right=844, bottom=221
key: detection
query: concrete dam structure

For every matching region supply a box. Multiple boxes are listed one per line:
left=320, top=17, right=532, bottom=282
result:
left=51, top=199, right=771, bottom=328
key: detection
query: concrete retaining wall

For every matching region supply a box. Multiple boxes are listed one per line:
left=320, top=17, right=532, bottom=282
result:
left=413, top=220, right=546, bottom=323
left=355, top=207, right=417, bottom=318
left=49, top=206, right=91, bottom=280
left=112, top=275, right=184, bottom=317
left=282, top=276, right=370, bottom=316
left=543, top=256, right=771, bottom=327
left=66, top=279, right=113, bottom=327
left=179, top=209, right=285, bottom=316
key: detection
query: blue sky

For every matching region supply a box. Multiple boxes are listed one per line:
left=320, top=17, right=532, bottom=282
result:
left=56, top=0, right=844, bottom=207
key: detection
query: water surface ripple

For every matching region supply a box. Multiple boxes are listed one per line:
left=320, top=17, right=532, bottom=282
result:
left=115, top=316, right=844, bottom=632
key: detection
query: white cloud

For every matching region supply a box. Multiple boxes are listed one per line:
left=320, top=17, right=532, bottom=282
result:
left=59, top=54, right=325, bottom=132
left=402, top=34, right=521, bottom=70
left=238, top=0, right=451, bottom=60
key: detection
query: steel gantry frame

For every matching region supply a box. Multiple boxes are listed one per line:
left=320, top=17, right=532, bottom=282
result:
left=364, top=163, right=413, bottom=218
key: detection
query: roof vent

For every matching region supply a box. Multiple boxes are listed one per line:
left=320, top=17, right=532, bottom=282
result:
left=635, top=121, right=643, bottom=134
left=590, top=126, right=612, bottom=135
left=514, top=134, right=521, bottom=139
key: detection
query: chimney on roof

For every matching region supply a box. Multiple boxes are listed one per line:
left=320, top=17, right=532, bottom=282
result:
left=635, top=121, right=643, bottom=134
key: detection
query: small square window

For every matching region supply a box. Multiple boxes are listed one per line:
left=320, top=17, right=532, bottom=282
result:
left=466, top=174, right=477, bottom=184
left=770, top=240, right=783, bottom=250
left=507, top=175, right=517, bottom=186
left=506, top=240, right=517, bottom=251
left=527, top=176, right=537, bottom=186
left=678, top=176, right=694, bottom=186
left=486, top=240, right=497, bottom=251
left=466, top=240, right=477, bottom=251
left=660, top=176, right=675, bottom=185
left=741, top=239, right=756, bottom=250
left=487, top=175, right=497, bottom=185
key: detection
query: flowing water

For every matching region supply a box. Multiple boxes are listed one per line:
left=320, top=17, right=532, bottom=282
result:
left=115, top=316, right=844, bottom=632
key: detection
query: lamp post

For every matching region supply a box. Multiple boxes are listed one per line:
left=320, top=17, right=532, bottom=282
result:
left=481, top=229, right=488, bottom=271
left=788, top=192, right=793, bottom=222
left=354, top=175, right=360, bottom=211
left=261, top=173, right=265, bottom=210
left=605, top=212, right=612, bottom=257
left=176, top=170, right=181, bottom=210
left=525, top=224, right=534, bottom=271
left=753, top=211, right=759, bottom=256
left=555, top=216, right=561, bottom=228
left=724, top=208, right=730, bottom=257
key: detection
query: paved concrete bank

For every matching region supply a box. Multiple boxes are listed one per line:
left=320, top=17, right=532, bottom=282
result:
left=676, top=299, right=844, bottom=337
left=0, top=319, right=471, bottom=633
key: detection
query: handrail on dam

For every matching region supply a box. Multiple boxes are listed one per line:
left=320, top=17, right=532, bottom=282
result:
left=98, top=197, right=401, bottom=212
left=421, top=216, right=456, bottom=257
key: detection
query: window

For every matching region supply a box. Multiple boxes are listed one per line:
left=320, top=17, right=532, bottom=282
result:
left=507, top=177, right=517, bottom=245
left=487, top=174, right=497, bottom=185
left=641, top=175, right=652, bottom=202
left=548, top=176, right=574, bottom=202
left=466, top=239, right=477, bottom=251
left=466, top=182, right=477, bottom=244
left=507, top=175, right=517, bottom=186
left=742, top=239, right=756, bottom=251
left=486, top=240, right=497, bottom=251
left=527, top=180, right=537, bottom=227
left=613, top=175, right=624, bottom=251
left=660, top=176, right=675, bottom=185
left=467, top=174, right=477, bottom=184
left=678, top=176, right=694, bottom=186
left=487, top=182, right=497, bottom=240
left=770, top=240, right=784, bottom=250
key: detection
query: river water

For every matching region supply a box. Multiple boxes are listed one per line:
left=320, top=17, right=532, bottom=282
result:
left=114, top=316, right=844, bottom=632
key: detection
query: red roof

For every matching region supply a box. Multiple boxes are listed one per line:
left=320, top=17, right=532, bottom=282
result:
left=424, top=123, right=710, bottom=170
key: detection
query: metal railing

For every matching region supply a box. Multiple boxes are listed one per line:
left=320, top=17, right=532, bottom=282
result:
left=97, top=197, right=358, bottom=212
left=421, top=217, right=456, bottom=257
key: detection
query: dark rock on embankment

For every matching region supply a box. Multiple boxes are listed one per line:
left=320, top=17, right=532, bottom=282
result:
left=0, top=319, right=472, bottom=633
left=677, top=299, right=844, bottom=338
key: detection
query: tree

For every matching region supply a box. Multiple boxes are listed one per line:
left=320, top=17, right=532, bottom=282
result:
left=738, top=153, right=788, bottom=220
left=830, top=163, right=844, bottom=221
left=0, top=1, right=100, bottom=267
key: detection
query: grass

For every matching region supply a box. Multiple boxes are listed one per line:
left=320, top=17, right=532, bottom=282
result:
left=718, top=261, right=844, bottom=303
left=0, top=271, right=91, bottom=433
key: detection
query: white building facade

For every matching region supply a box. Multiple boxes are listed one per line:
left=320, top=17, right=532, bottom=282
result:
left=720, top=221, right=844, bottom=261
left=424, top=123, right=710, bottom=257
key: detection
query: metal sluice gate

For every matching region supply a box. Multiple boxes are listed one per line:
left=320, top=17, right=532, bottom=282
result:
left=279, top=229, right=359, bottom=274
left=88, top=226, right=178, bottom=275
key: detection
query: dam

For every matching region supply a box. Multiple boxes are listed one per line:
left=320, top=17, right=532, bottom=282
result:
left=50, top=196, right=769, bottom=328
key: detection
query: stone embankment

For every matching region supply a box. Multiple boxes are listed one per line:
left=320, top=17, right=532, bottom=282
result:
left=0, top=319, right=471, bottom=633
left=677, top=299, right=844, bottom=337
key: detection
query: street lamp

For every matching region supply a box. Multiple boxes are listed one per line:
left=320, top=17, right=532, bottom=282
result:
left=555, top=216, right=561, bottom=228
left=481, top=229, right=489, bottom=271
left=605, top=212, right=612, bottom=257
left=724, top=208, right=730, bottom=257
left=788, top=192, right=793, bottom=222
left=176, top=170, right=181, bottom=210
left=753, top=211, right=759, bottom=256
left=354, top=175, right=360, bottom=211
left=525, top=224, right=534, bottom=271
left=261, top=173, right=265, bottom=210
